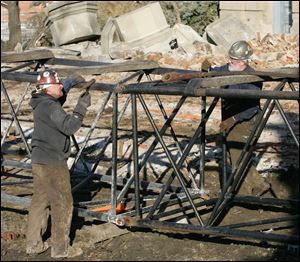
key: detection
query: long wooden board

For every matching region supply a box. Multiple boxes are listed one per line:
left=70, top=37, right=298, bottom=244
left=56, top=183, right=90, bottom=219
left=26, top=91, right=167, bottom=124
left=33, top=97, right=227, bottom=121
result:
left=1, top=49, right=54, bottom=63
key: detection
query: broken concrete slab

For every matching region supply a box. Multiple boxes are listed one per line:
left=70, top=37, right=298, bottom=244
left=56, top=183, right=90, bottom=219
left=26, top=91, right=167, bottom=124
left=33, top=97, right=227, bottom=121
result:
left=173, top=23, right=205, bottom=55
left=75, top=222, right=130, bottom=247
left=101, top=17, right=121, bottom=55
left=109, top=43, right=144, bottom=60
left=101, top=2, right=175, bottom=58
left=61, top=41, right=104, bottom=60
left=205, top=15, right=256, bottom=51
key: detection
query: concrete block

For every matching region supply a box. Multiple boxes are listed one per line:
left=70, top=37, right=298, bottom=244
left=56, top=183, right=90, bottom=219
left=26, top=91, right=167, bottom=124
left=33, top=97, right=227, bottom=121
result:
left=76, top=223, right=129, bottom=246
left=45, top=1, right=100, bottom=46
left=219, top=10, right=272, bottom=36
left=101, top=17, right=121, bottom=54
left=205, top=15, right=256, bottom=51
left=173, top=23, right=204, bottom=54
left=114, top=2, right=169, bottom=42
left=133, top=27, right=174, bottom=54
left=101, top=2, right=175, bottom=56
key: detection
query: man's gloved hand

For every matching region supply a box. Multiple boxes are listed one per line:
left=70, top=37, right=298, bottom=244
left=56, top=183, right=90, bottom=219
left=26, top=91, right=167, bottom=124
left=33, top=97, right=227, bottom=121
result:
left=63, top=73, right=85, bottom=94
left=77, top=91, right=91, bottom=109
left=220, top=116, right=236, bottom=132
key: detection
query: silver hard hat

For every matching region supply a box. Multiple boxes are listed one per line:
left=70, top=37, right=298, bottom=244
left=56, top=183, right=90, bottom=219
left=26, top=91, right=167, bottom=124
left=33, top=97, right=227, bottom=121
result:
left=228, top=40, right=253, bottom=60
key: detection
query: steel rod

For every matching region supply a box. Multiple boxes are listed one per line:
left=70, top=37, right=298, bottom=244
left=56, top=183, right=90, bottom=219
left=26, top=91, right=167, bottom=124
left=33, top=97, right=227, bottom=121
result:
left=207, top=81, right=287, bottom=226
left=110, top=92, right=118, bottom=219
left=1, top=160, right=190, bottom=194
left=222, top=131, right=227, bottom=192
left=138, top=94, right=204, bottom=226
left=199, top=96, right=206, bottom=192
left=1, top=81, right=31, bottom=157
left=1, top=82, right=31, bottom=146
left=274, top=99, right=299, bottom=147
left=71, top=72, right=140, bottom=193
left=131, top=93, right=141, bottom=218
left=70, top=92, right=112, bottom=173
left=145, top=75, right=198, bottom=189
left=146, top=98, right=219, bottom=220
left=154, top=94, right=198, bottom=190
left=71, top=135, right=91, bottom=173
left=218, top=215, right=298, bottom=229
left=116, top=96, right=187, bottom=202
left=127, top=220, right=299, bottom=244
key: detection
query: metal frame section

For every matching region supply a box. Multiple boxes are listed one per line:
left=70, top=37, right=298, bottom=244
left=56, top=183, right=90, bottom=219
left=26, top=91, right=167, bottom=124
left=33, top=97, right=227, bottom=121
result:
left=1, top=53, right=299, bottom=245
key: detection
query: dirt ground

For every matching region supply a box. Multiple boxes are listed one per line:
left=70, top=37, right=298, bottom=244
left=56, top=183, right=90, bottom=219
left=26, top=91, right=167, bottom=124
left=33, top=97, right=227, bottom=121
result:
left=1, top=78, right=299, bottom=261
left=1, top=171, right=299, bottom=262
left=1, top=205, right=299, bottom=261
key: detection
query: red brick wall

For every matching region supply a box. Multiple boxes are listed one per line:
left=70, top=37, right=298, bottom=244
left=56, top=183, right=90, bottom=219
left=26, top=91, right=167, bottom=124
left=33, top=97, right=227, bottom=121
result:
left=1, top=1, right=44, bottom=22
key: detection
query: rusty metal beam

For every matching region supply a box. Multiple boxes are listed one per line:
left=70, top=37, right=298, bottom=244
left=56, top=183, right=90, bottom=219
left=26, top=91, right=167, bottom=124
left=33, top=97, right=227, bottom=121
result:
left=124, top=219, right=299, bottom=244
left=161, top=69, right=299, bottom=83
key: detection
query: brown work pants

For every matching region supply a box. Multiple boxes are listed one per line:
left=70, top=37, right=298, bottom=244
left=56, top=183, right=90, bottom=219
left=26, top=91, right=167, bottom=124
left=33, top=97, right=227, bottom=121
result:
left=26, top=163, right=73, bottom=257
left=226, top=114, right=267, bottom=195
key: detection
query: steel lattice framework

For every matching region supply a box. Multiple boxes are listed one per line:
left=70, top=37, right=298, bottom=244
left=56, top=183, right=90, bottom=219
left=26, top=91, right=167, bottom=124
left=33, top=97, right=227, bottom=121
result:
left=1, top=49, right=299, bottom=245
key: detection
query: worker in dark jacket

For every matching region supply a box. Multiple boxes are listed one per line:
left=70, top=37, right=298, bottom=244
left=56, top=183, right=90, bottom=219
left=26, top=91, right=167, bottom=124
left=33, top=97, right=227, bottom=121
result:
left=212, top=40, right=270, bottom=195
left=26, top=69, right=93, bottom=258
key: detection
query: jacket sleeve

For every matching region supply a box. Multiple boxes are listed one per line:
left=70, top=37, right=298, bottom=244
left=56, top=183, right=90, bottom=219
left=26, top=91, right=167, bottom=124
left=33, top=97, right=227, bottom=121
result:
left=49, top=102, right=85, bottom=136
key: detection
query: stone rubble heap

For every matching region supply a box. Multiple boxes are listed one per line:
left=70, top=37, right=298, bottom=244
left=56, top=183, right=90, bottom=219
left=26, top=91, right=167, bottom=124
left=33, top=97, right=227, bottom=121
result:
left=58, top=33, right=299, bottom=73
left=141, top=33, right=299, bottom=71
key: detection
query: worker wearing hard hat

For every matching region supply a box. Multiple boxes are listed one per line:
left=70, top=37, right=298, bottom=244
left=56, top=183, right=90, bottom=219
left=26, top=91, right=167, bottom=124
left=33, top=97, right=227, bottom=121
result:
left=26, top=69, right=93, bottom=258
left=211, top=40, right=270, bottom=195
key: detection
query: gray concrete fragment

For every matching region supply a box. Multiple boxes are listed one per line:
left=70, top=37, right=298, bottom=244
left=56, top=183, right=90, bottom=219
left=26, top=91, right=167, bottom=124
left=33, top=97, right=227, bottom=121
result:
left=76, top=222, right=129, bottom=246
left=45, top=1, right=100, bottom=46
left=205, top=15, right=256, bottom=51
left=101, top=2, right=175, bottom=57
left=173, top=23, right=204, bottom=55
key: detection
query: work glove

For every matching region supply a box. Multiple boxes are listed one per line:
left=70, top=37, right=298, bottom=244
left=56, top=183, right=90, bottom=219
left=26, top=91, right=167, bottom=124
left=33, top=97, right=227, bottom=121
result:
left=63, top=73, right=85, bottom=94
left=77, top=91, right=91, bottom=109
left=73, top=79, right=95, bottom=117
left=73, top=91, right=91, bottom=118
left=220, top=116, right=237, bottom=133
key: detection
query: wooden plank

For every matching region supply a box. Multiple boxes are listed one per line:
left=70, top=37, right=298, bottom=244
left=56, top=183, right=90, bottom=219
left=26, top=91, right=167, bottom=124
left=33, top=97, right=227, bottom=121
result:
left=52, top=60, right=159, bottom=76
left=46, top=57, right=111, bottom=67
left=1, top=49, right=54, bottom=63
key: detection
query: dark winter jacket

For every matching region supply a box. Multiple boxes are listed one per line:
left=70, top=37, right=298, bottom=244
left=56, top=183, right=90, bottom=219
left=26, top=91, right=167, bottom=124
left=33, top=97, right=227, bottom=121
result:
left=211, top=64, right=262, bottom=122
left=30, top=91, right=87, bottom=165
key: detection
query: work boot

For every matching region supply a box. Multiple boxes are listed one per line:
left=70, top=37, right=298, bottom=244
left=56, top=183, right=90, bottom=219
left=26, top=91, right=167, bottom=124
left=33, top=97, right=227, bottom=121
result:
left=51, top=244, right=83, bottom=259
left=26, top=241, right=50, bottom=255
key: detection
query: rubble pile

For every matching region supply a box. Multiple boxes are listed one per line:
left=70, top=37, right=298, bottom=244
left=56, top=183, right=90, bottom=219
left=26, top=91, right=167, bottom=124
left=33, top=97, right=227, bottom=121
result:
left=7, top=2, right=296, bottom=74
left=37, top=2, right=298, bottom=72
left=249, top=34, right=299, bottom=70
left=142, top=33, right=299, bottom=71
